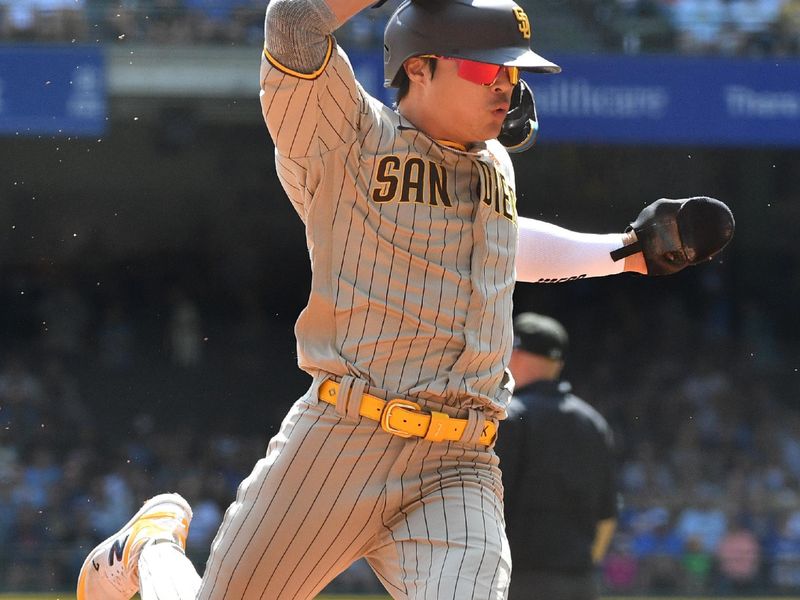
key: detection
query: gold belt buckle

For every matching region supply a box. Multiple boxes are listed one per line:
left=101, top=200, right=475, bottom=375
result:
left=380, top=398, right=422, bottom=438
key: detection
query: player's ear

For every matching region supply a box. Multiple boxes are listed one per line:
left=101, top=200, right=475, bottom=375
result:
left=403, top=56, right=432, bottom=85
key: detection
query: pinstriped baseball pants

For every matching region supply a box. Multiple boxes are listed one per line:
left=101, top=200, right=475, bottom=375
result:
left=196, top=378, right=511, bottom=600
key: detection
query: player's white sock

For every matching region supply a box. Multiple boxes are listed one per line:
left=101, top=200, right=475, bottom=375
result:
left=138, top=540, right=202, bottom=600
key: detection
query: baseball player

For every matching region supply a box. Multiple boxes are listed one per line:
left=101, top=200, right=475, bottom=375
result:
left=77, top=0, right=735, bottom=598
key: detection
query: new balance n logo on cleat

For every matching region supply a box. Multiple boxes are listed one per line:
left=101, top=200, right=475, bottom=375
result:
left=109, top=535, right=129, bottom=566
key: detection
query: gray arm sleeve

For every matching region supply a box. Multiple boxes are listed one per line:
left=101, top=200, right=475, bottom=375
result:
left=264, top=0, right=338, bottom=73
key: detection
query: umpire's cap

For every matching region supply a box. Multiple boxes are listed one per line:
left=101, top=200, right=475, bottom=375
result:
left=383, top=0, right=561, bottom=88
left=513, top=312, right=568, bottom=361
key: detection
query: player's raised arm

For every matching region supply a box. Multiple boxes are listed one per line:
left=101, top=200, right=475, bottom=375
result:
left=326, top=0, right=386, bottom=26
left=260, top=0, right=379, bottom=162
left=263, top=0, right=376, bottom=72
left=262, top=0, right=334, bottom=78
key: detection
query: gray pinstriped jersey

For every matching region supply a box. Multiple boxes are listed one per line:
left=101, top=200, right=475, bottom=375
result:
left=260, top=40, right=519, bottom=415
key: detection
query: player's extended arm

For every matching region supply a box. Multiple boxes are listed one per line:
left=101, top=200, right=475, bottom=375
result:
left=517, top=196, right=733, bottom=282
left=515, top=217, right=645, bottom=283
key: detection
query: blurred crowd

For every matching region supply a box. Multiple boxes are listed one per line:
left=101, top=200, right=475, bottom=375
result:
left=0, top=254, right=799, bottom=596
left=593, top=0, right=800, bottom=55
left=0, top=0, right=390, bottom=47
left=1, top=0, right=800, bottom=56
left=597, top=348, right=800, bottom=596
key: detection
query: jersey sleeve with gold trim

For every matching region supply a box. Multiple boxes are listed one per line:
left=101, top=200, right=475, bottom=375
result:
left=259, top=40, right=366, bottom=160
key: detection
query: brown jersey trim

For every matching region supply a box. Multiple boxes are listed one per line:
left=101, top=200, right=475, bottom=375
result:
left=263, top=35, right=334, bottom=80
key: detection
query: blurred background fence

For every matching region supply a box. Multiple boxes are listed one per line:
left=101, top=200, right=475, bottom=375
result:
left=1, top=0, right=800, bottom=596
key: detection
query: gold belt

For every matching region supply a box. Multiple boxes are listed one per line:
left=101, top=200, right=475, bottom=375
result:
left=318, top=380, right=497, bottom=446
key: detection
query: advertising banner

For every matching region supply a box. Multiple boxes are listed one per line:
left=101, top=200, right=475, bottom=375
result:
left=532, top=54, right=800, bottom=147
left=0, top=46, right=106, bottom=136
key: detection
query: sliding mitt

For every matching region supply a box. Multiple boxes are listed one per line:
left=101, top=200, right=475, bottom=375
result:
left=610, top=197, right=735, bottom=275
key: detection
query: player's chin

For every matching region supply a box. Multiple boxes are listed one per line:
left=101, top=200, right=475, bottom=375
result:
left=483, top=122, right=504, bottom=142
left=471, top=115, right=504, bottom=143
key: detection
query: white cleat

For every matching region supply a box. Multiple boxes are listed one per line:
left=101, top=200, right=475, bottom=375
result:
left=77, top=493, right=193, bottom=600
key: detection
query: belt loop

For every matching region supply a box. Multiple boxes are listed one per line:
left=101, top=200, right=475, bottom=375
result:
left=346, top=378, right=367, bottom=421
left=335, top=376, right=354, bottom=418
left=462, top=409, right=486, bottom=446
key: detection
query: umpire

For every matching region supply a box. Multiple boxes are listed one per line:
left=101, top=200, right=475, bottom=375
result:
left=498, top=312, right=618, bottom=600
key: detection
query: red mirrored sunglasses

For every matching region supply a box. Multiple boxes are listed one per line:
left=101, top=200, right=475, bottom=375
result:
left=419, top=55, right=520, bottom=87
